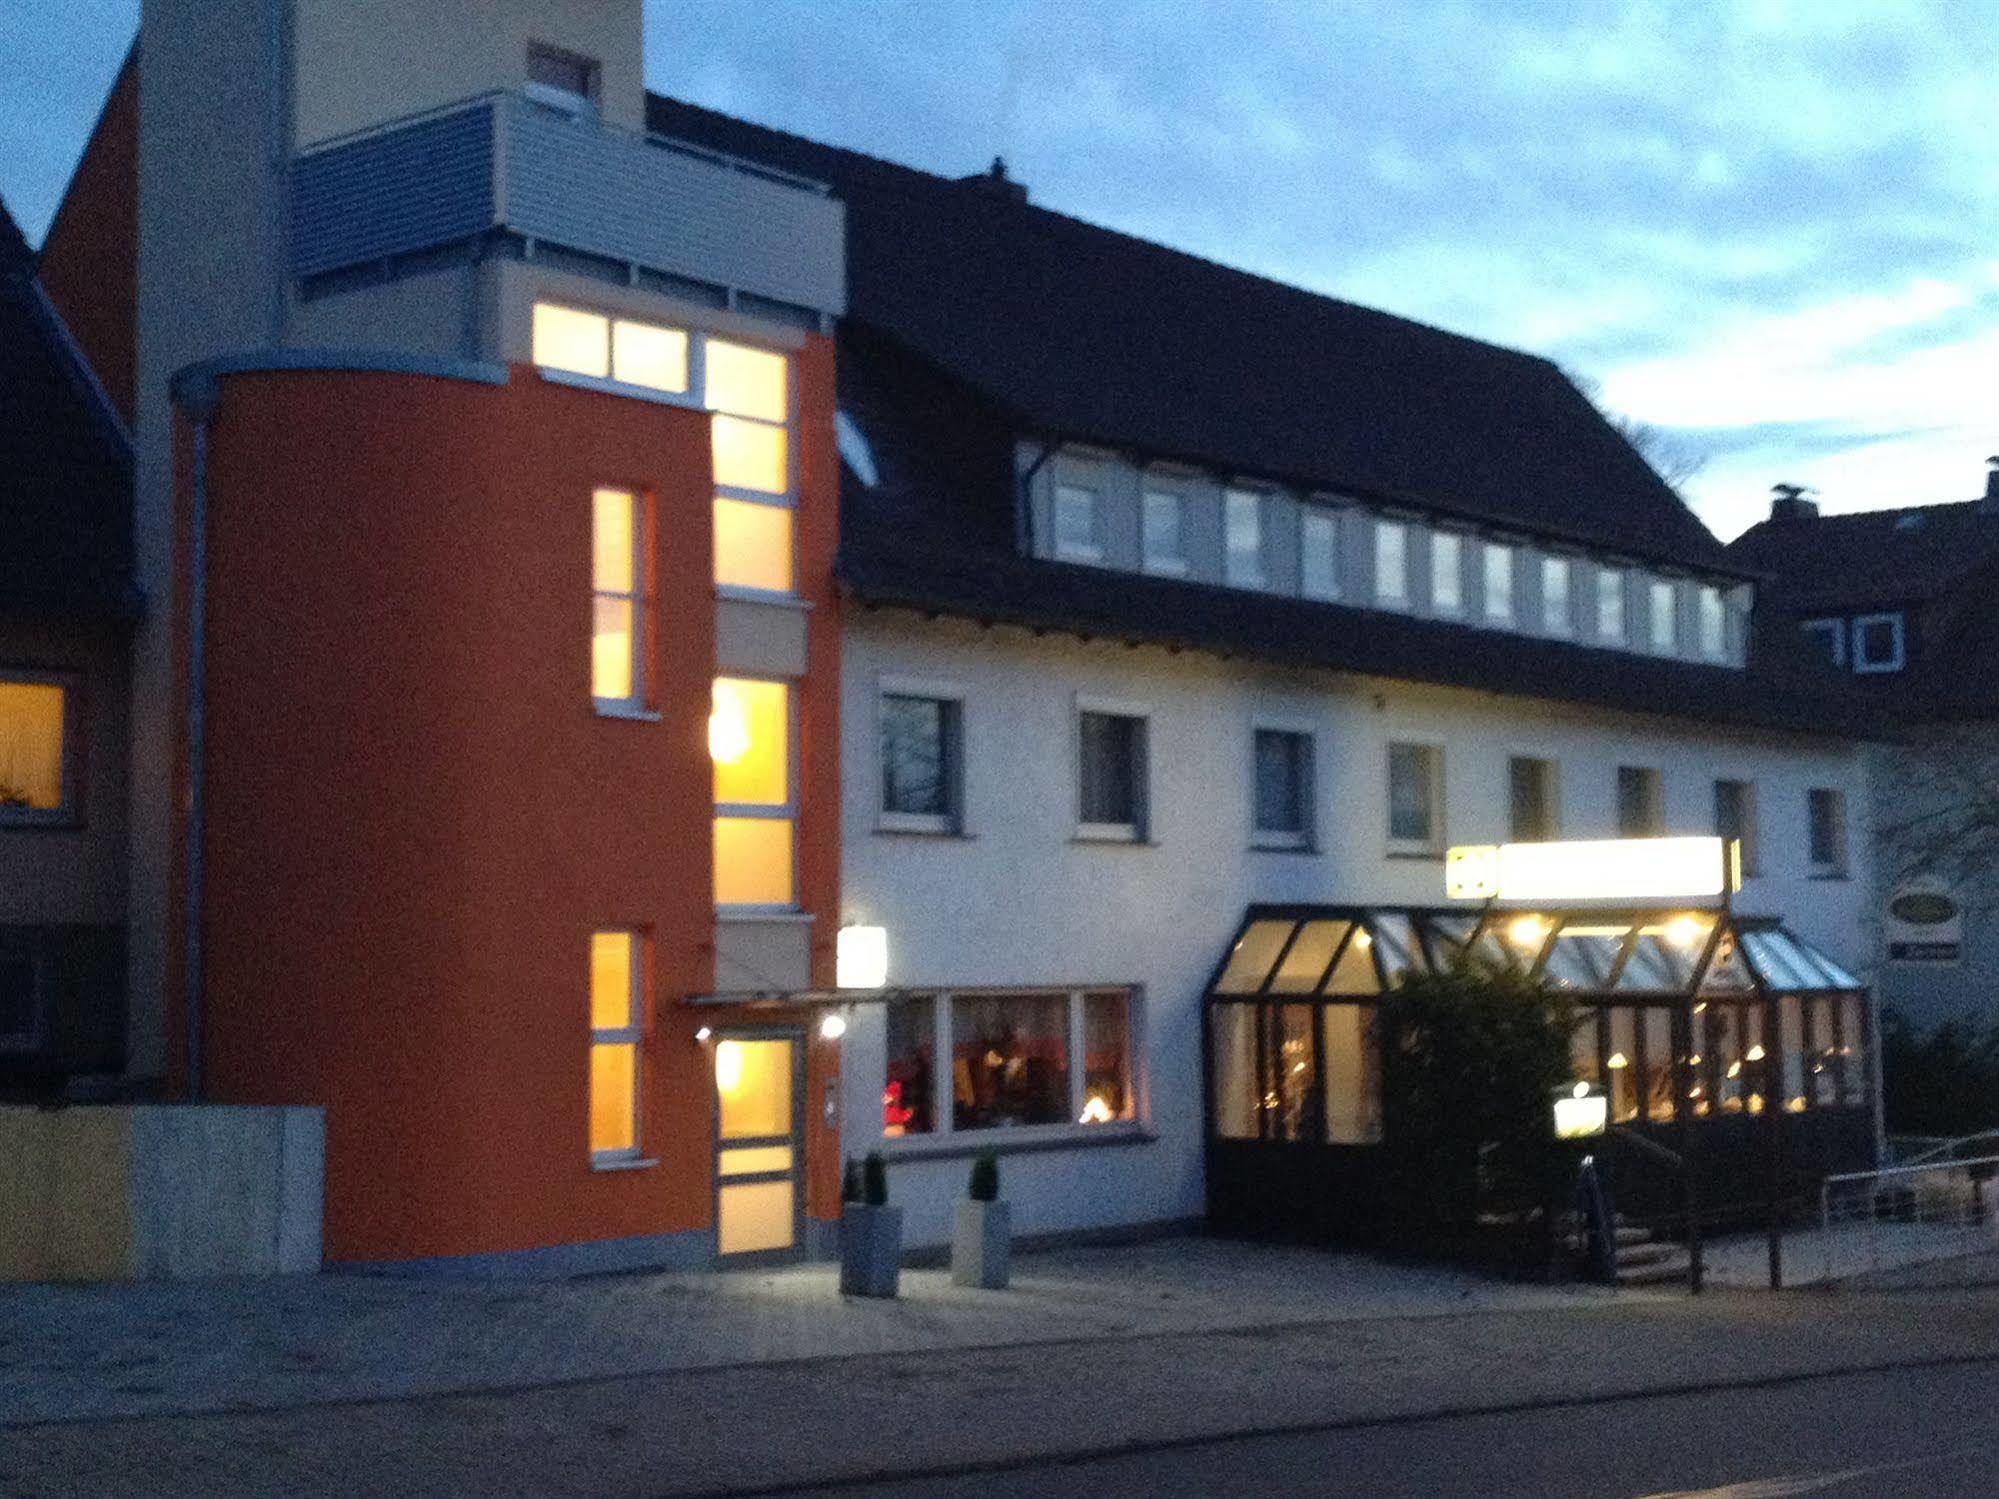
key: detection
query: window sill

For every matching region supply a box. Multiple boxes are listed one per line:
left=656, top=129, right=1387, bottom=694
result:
left=1072, top=827, right=1153, bottom=846
left=716, top=908, right=813, bottom=924
left=716, top=585, right=813, bottom=611
left=594, top=702, right=662, bottom=723
left=1385, top=848, right=1445, bottom=862
left=538, top=365, right=701, bottom=412
left=878, top=1123, right=1155, bottom=1163
left=0, top=814, right=83, bottom=833
left=591, top=1156, right=658, bottom=1173
left=875, top=822, right=974, bottom=840
left=1251, top=839, right=1318, bottom=856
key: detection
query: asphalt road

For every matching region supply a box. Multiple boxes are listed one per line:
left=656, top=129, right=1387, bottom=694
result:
left=818, top=1361, right=1999, bottom=1499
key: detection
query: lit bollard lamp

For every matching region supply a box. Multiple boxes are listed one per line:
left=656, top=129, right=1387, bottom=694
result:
left=1554, top=1082, right=1616, bottom=1284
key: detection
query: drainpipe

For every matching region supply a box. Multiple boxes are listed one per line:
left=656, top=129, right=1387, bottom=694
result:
left=1015, top=440, right=1055, bottom=555
left=175, top=373, right=220, bottom=1101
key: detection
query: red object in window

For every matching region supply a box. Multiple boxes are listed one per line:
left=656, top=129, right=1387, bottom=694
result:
left=882, top=1079, right=914, bottom=1130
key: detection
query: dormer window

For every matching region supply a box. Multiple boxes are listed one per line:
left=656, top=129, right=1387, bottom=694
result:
left=527, top=43, right=602, bottom=117
left=1852, top=613, right=1905, bottom=673
left=1054, top=484, right=1103, bottom=564
left=1801, top=619, right=1845, bottom=668
left=1697, top=585, right=1728, bottom=661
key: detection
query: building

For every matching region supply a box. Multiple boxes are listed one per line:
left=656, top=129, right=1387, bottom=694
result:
left=33, top=0, right=1882, bottom=1273
left=1729, top=469, right=1999, bottom=1031
left=0, top=194, right=136, bottom=1100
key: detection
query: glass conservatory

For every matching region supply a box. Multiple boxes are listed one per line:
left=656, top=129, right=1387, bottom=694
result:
left=1204, top=904, right=1877, bottom=1242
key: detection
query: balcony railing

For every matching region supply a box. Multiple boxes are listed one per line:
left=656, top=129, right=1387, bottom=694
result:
left=290, top=92, right=846, bottom=317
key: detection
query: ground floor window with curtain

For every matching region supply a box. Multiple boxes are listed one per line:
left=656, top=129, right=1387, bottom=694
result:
left=882, top=988, right=1136, bottom=1137
left=1210, top=1001, right=1382, bottom=1144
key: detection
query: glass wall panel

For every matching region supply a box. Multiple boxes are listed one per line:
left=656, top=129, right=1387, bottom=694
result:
left=1780, top=994, right=1807, bottom=1111
left=714, top=498, right=793, bottom=593
left=713, top=414, right=789, bottom=494
left=952, top=993, right=1070, bottom=1129
left=1545, top=925, right=1626, bottom=990
left=1325, top=929, right=1383, bottom=995
left=1323, top=1005, right=1382, bottom=1144
left=1840, top=993, right=1868, bottom=1104
left=1372, top=914, right=1426, bottom=979
left=1570, top=1008, right=1602, bottom=1087
left=1608, top=1009, right=1638, bottom=1123
left=1262, top=1004, right=1317, bottom=1142
left=1082, top=991, right=1133, bottom=1123
left=713, top=816, right=794, bottom=906
left=711, top=678, right=789, bottom=807
left=611, top=319, right=689, bottom=393
left=1424, top=913, right=1478, bottom=961
left=704, top=338, right=787, bottom=420
left=883, top=997, right=935, bottom=1136
left=1214, top=920, right=1295, bottom=994
left=1810, top=997, right=1840, bottom=1105
left=1270, top=921, right=1348, bottom=993
left=715, top=1038, right=792, bottom=1139
left=1212, top=1004, right=1259, bottom=1139
left=1643, top=1007, right=1677, bottom=1121
left=533, top=302, right=609, bottom=378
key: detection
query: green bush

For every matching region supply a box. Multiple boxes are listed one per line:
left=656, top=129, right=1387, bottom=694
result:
left=1377, top=955, right=1581, bottom=1238
left=841, top=1157, right=862, bottom=1204
left=862, top=1150, right=889, bottom=1207
left=968, top=1149, right=1000, bottom=1203
left=1881, top=1008, right=1999, bottom=1137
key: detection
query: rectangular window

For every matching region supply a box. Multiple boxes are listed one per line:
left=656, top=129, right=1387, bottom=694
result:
left=1714, top=779, right=1759, bottom=876
left=1078, top=708, right=1147, bottom=839
left=711, top=414, right=788, bottom=495
left=1431, top=531, right=1463, bottom=616
left=704, top=338, right=789, bottom=423
left=714, top=497, right=793, bottom=594
left=1252, top=728, right=1314, bottom=849
left=1141, top=490, right=1188, bottom=576
left=883, top=994, right=936, bottom=1136
left=1224, top=490, right=1264, bottom=587
left=1054, top=484, right=1102, bottom=564
left=1597, top=568, right=1627, bottom=644
left=1541, top=556, right=1572, bottom=636
left=702, top=338, right=794, bottom=592
left=1508, top=756, right=1559, bottom=841
left=1649, top=578, right=1679, bottom=654
left=1483, top=542, right=1514, bottom=623
left=533, top=303, right=690, bottom=395
left=1374, top=519, right=1409, bottom=607
left=713, top=676, right=794, bottom=907
left=1301, top=509, right=1341, bottom=600
left=1852, top=613, right=1905, bottom=673
left=528, top=43, right=601, bottom=114
left=0, top=675, right=71, bottom=822
left=881, top=691, right=962, bottom=833
left=591, top=488, right=647, bottom=709
left=1802, top=619, right=1845, bottom=668
left=1387, top=742, right=1443, bottom=853
left=1698, top=585, right=1729, bottom=660
left=588, top=930, right=642, bottom=1163
left=1617, top=765, right=1664, bottom=837
left=1322, top=1004, right=1383, bottom=1144
left=1808, top=788, right=1848, bottom=877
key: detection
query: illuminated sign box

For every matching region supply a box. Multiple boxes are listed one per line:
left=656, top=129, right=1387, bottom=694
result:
left=1447, top=836, right=1738, bottom=905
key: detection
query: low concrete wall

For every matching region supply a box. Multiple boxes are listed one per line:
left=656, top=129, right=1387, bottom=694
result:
left=0, top=1105, right=324, bottom=1281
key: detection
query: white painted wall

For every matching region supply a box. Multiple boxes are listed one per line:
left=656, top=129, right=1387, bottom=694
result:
left=839, top=611, right=1874, bottom=1249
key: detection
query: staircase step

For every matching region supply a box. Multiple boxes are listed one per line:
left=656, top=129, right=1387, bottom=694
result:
left=1614, top=1225, right=1653, bottom=1246
left=1619, top=1254, right=1693, bottom=1287
left=1614, top=1242, right=1683, bottom=1269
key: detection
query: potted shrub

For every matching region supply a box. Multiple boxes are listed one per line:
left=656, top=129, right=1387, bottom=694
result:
left=838, top=1151, right=902, bottom=1298
left=951, top=1149, right=1011, bottom=1289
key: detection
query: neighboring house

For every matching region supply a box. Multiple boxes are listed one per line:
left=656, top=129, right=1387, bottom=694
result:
left=0, top=195, right=137, bottom=1098
left=1729, top=468, right=1999, bottom=1031
left=36, top=0, right=1881, bottom=1272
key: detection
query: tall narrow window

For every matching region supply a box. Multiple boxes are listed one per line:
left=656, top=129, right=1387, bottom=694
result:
left=1597, top=567, right=1627, bottom=644
left=1301, top=509, right=1341, bottom=600
left=0, top=675, right=70, bottom=823
left=1078, top=708, right=1147, bottom=840
left=1852, top=613, right=1905, bottom=673
left=1431, top=531, right=1463, bottom=616
left=1141, top=490, right=1187, bottom=576
left=706, top=337, right=794, bottom=594
left=1698, top=585, right=1729, bottom=660
left=1483, top=542, right=1515, bottom=623
left=589, top=930, right=642, bottom=1163
left=1808, top=788, right=1848, bottom=877
left=1541, top=556, right=1572, bottom=635
left=1374, top=519, right=1409, bottom=608
left=881, top=691, right=963, bottom=833
left=1253, top=728, right=1314, bottom=850
left=1649, top=578, right=1679, bottom=655
left=712, top=677, right=794, bottom=906
left=1508, top=756, right=1559, bottom=841
left=1714, top=779, right=1759, bottom=877
left=1617, top=765, right=1664, bottom=837
left=591, top=488, right=646, bottom=710
left=1224, top=490, right=1264, bottom=587
left=1054, top=484, right=1102, bottom=564
left=1387, top=742, right=1444, bottom=853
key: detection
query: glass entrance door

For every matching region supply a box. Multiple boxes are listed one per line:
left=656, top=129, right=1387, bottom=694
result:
left=713, top=1032, right=804, bottom=1261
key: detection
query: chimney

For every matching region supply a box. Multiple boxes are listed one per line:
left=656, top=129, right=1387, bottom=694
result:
left=1983, top=456, right=1999, bottom=513
left=1769, top=482, right=1819, bottom=524
left=957, top=156, right=1028, bottom=206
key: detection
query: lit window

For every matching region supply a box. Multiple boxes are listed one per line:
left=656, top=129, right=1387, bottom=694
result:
left=611, top=319, right=689, bottom=394
left=1597, top=567, right=1627, bottom=643
left=1698, top=584, right=1729, bottom=660
left=1054, top=484, right=1101, bottom=564
left=1321, top=1004, right=1383, bottom=1143
left=1808, top=788, right=1848, bottom=877
left=588, top=931, right=642, bottom=1162
left=1387, top=742, right=1443, bottom=852
left=533, top=303, right=610, bottom=379
left=711, top=678, right=789, bottom=806
left=1617, top=765, right=1664, bottom=837
left=0, top=677, right=69, bottom=821
left=714, top=817, right=794, bottom=907
left=591, top=488, right=646, bottom=708
left=1078, top=707, right=1147, bottom=840
left=1253, top=728, right=1314, bottom=849
left=883, top=988, right=1135, bottom=1136
left=1224, top=490, right=1264, bottom=587
left=1649, top=578, right=1679, bottom=654
left=1142, top=490, right=1187, bottom=576
left=1374, top=519, right=1408, bottom=607
left=1508, top=756, right=1559, bottom=841
left=1301, top=509, right=1341, bottom=600
left=712, top=414, right=788, bottom=495
left=881, top=691, right=963, bottom=833
left=1431, top=531, right=1462, bottom=615
left=714, top=498, right=793, bottom=594
left=1483, top=542, right=1514, bottom=623
left=1542, top=556, right=1572, bottom=635
left=1714, top=779, right=1759, bottom=877
left=1852, top=613, right=1904, bottom=673
left=704, top=339, right=788, bottom=423
left=1802, top=619, right=1844, bottom=668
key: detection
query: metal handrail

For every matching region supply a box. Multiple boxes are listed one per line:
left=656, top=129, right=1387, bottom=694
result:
left=1893, top=1130, right=1999, bottom=1168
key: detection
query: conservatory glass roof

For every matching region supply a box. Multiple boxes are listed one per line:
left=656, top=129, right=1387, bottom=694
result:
left=1207, top=905, right=1862, bottom=1002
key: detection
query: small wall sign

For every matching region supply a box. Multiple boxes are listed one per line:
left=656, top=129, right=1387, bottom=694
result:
left=1885, top=881, right=1962, bottom=964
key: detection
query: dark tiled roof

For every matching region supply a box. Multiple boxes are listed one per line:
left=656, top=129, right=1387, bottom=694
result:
left=1726, top=499, right=1999, bottom=614
left=648, top=94, right=1733, bottom=576
left=0, top=196, right=136, bottom=620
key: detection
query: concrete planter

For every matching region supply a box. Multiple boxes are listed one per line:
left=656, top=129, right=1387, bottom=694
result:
left=951, top=1199, right=1012, bottom=1289
left=838, top=1204, right=902, bottom=1298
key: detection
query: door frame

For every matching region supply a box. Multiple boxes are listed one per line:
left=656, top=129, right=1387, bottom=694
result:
left=710, top=1024, right=808, bottom=1266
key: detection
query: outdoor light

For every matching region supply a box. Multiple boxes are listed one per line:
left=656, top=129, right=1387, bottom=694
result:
left=1553, top=1081, right=1608, bottom=1140
left=1665, top=915, right=1706, bottom=948
left=819, top=1012, right=848, bottom=1041
left=694, top=1026, right=713, bottom=1043
left=1606, top=1052, right=1629, bottom=1070
left=1446, top=837, right=1737, bottom=904
left=1508, top=914, right=1548, bottom=947
left=837, top=925, right=889, bottom=989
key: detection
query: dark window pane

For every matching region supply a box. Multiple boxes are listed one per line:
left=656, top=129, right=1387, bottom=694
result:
left=1080, top=712, right=1141, bottom=827
left=1808, top=789, right=1844, bottom=868
left=0, top=956, right=35, bottom=1045
left=883, top=996, right=935, bottom=1136
left=1388, top=743, right=1434, bottom=844
left=952, top=993, right=1069, bottom=1129
left=1254, top=729, right=1309, bottom=836
left=1855, top=616, right=1901, bottom=668
left=1080, top=991, right=1131, bottom=1123
left=882, top=694, right=954, bottom=819
left=1617, top=766, right=1661, bottom=836
left=1509, top=756, right=1555, bottom=840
